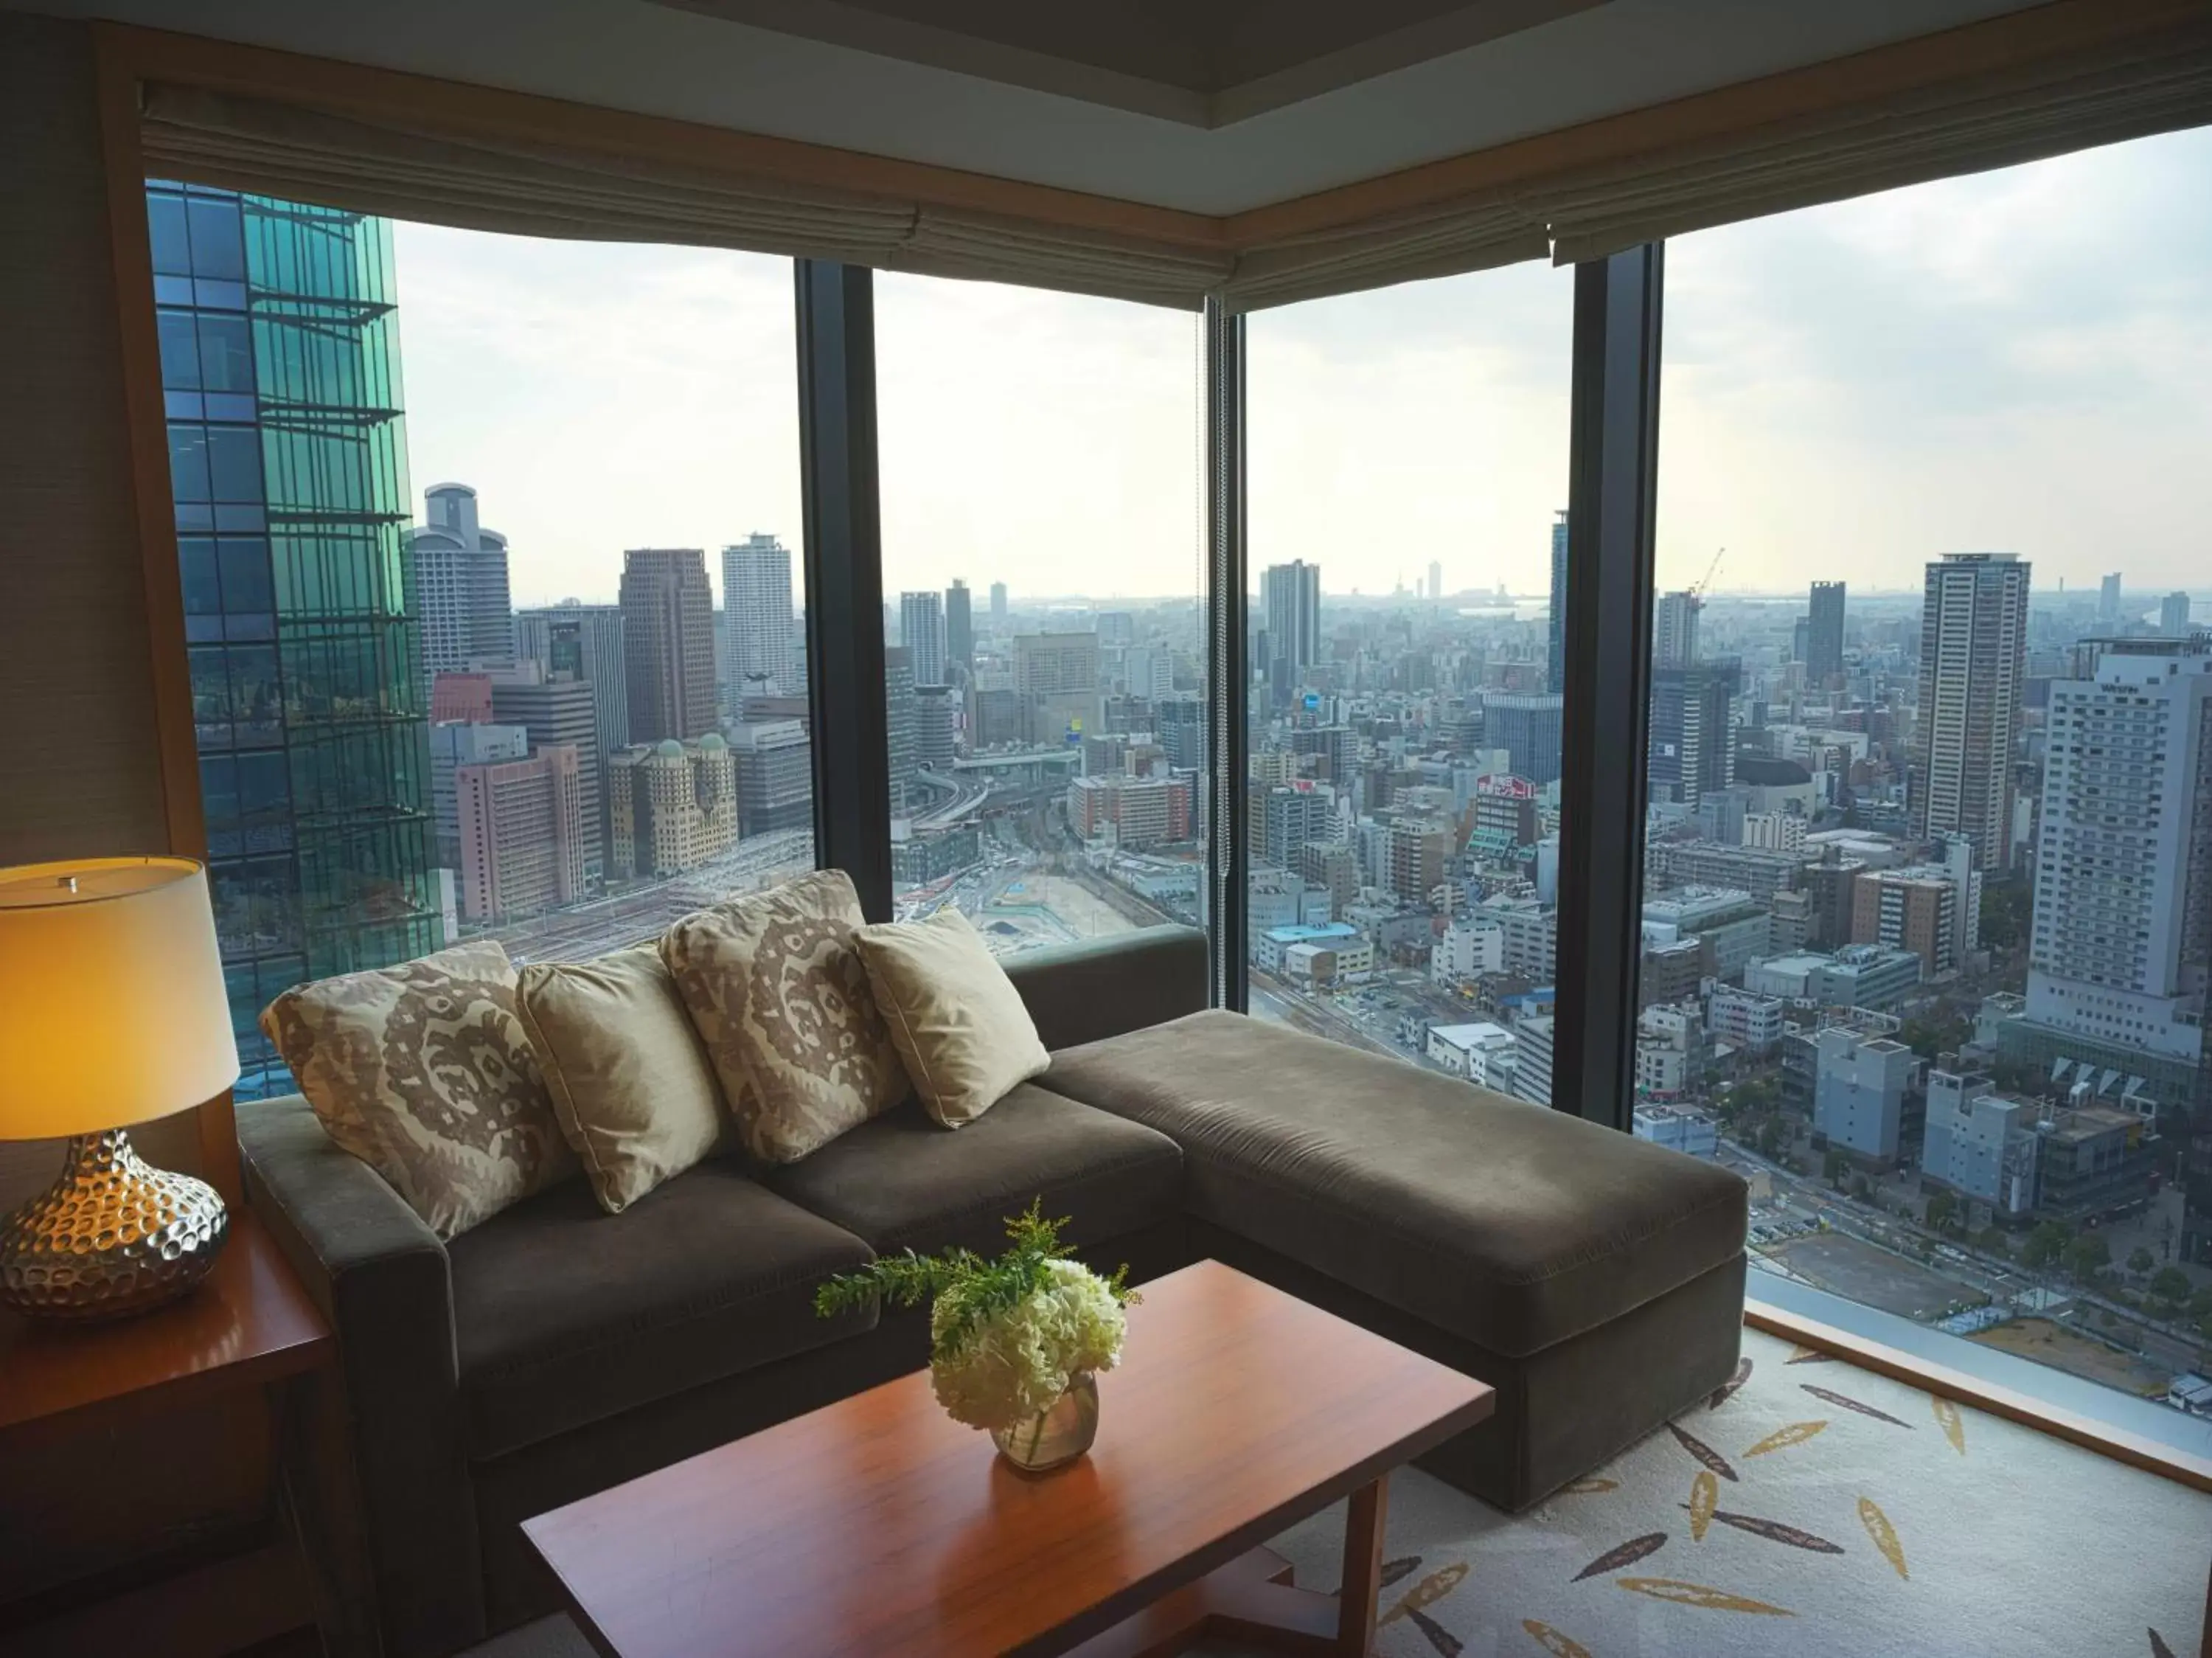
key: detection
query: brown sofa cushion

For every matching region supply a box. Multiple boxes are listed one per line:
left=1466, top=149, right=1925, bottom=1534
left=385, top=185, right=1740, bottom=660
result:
left=1037, top=1010, right=1747, bottom=1358
left=448, top=1161, right=874, bottom=1460
left=765, top=1084, right=1183, bottom=1258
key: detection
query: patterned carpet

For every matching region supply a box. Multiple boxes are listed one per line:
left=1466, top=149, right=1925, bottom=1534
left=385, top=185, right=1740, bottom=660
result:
left=472, top=1325, right=2210, bottom=1658
left=1262, top=1325, right=2211, bottom=1658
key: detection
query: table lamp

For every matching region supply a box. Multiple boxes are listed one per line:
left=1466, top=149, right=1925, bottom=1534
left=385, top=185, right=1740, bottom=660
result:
left=0, top=856, right=240, bottom=1320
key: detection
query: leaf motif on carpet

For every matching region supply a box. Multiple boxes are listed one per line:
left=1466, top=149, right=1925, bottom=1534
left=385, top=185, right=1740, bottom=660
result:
left=1933, top=1395, right=1966, bottom=1454
left=1801, top=1384, right=1914, bottom=1429
left=1744, top=1420, right=1829, bottom=1457
left=1571, top=1531, right=1668, bottom=1580
left=1666, top=1421, right=1739, bottom=1482
left=1615, top=1576, right=1797, bottom=1616
left=1688, top=1468, right=1718, bottom=1540
left=1708, top=1355, right=1753, bottom=1408
left=1520, top=1619, right=1594, bottom=1657
left=1856, top=1496, right=1908, bottom=1580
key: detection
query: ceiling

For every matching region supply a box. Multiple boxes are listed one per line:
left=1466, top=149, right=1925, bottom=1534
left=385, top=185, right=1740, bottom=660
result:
left=16, top=0, right=2049, bottom=214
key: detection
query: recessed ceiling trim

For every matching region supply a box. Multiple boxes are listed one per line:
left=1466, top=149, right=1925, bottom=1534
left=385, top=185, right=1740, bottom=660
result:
left=656, top=0, right=1620, bottom=128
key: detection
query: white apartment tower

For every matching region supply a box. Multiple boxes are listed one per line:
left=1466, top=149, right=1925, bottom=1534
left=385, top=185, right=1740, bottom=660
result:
left=411, top=482, right=515, bottom=673
left=1910, top=553, right=2029, bottom=873
left=721, top=534, right=798, bottom=698
left=2025, top=637, right=2212, bottom=1069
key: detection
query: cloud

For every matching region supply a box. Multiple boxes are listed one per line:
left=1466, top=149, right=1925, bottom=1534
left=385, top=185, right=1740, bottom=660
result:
left=389, top=124, right=2211, bottom=610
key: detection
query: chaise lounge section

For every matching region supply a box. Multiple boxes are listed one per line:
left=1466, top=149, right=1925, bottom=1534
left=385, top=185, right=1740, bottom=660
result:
left=240, top=925, right=1746, bottom=1657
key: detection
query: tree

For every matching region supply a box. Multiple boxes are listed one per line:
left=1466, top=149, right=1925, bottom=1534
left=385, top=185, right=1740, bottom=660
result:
left=2062, top=1233, right=2111, bottom=1282
left=2190, top=1286, right=2212, bottom=1321
left=1757, top=1117, right=1787, bottom=1160
left=2149, top=1266, right=2192, bottom=1307
left=1925, top=1190, right=1958, bottom=1235
left=1974, top=1226, right=2010, bottom=1258
left=1823, top=1148, right=1848, bottom=1187
left=2127, top=1246, right=2157, bottom=1276
left=2021, top=1221, right=2070, bottom=1270
left=1851, top=1174, right=1874, bottom=1203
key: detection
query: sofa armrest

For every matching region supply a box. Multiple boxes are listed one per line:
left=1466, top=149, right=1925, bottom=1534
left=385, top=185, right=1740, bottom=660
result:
left=240, top=1095, right=484, bottom=1658
left=1005, top=925, right=1208, bottom=1052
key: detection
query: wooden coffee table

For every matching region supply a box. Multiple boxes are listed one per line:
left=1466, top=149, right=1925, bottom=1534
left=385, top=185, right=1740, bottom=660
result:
left=524, top=1259, right=1492, bottom=1657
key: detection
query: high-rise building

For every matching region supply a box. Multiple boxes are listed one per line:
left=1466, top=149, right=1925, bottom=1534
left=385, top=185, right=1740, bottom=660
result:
left=411, top=483, right=514, bottom=676
left=721, top=533, right=799, bottom=702
left=1485, top=692, right=1565, bottom=786
left=2008, top=638, right=2211, bottom=1132
left=515, top=601, right=628, bottom=858
left=1654, top=590, right=1700, bottom=669
left=1806, top=580, right=1846, bottom=684
left=1851, top=867, right=1957, bottom=979
left=489, top=663, right=604, bottom=887
left=1548, top=509, right=1569, bottom=693
left=1012, top=631, right=1100, bottom=746
left=608, top=735, right=737, bottom=878
left=1259, top=784, right=1332, bottom=868
left=147, top=184, right=441, bottom=1097
left=429, top=721, right=528, bottom=871
left=620, top=547, right=717, bottom=743
left=990, top=581, right=1008, bottom=625
left=456, top=745, right=585, bottom=923
left=1647, top=659, right=1740, bottom=805
left=2163, top=591, right=2194, bottom=637
left=1261, top=561, right=1321, bottom=687
left=1158, top=696, right=1206, bottom=771
left=900, top=590, right=948, bottom=687
left=1427, top=561, right=1444, bottom=602
left=1910, top=553, right=2029, bottom=873
left=885, top=645, right=918, bottom=813
left=916, top=684, right=957, bottom=769
left=2098, top=571, right=2123, bottom=625
left=728, top=720, right=814, bottom=836
left=946, top=579, right=973, bottom=671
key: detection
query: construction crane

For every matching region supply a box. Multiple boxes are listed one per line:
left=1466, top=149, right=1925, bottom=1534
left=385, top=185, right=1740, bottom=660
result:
left=1688, top=545, right=1725, bottom=600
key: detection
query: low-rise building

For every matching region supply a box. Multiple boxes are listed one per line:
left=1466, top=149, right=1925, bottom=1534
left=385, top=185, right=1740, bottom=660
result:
left=1471, top=892, right=1557, bottom=980
left=1708, top=983, right=1787, bottom=1055
left=1510, top=1014, right=1555, bottom=1107
left=1921, top=1064, right=2038, bottom=1220
left=1634, top=1105, right=1719, bottom=1157
left=608, top=735, right=737, bottom=878
left=1256, top=921, right=1371, bottom=979
left=1426, top=1020, right=1517, bottom=1087
left=1814, top=1027, right=1916, bottom=1163
left=1432, top=920, right=1504, bottom=985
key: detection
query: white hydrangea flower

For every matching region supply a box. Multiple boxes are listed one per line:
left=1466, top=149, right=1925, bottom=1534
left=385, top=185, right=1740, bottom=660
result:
left=929, top=1258, right=1129, bottom=1431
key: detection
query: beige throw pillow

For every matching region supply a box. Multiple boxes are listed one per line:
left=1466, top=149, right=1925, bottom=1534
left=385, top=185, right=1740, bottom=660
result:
left=260, top=940, right=575, bottom=1238
left=516, top=946, right=727, bottom=1213
left=855, top=907, right=1050, bottom=1128
left=661, top=869, right=906, bottom=1164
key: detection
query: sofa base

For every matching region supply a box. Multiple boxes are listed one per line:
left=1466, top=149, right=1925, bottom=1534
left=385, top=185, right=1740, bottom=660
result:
left=1188, top=1220, right=1745, bottom=1512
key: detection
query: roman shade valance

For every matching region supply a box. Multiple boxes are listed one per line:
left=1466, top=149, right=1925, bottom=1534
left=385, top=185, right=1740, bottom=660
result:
left=131, top=1, right=2212, bottom=312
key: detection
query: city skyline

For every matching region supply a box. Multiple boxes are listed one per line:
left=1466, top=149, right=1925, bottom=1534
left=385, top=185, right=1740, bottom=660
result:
left=391, top=122, right=2212, bottom=607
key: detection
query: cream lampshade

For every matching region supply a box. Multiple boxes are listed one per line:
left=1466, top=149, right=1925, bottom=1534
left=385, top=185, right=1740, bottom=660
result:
left=0, top=856, right=241, bottom=1319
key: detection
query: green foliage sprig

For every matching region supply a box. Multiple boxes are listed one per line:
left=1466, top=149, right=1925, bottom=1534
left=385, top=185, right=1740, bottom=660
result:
left=814, top=1199, right=1136, bottom=1357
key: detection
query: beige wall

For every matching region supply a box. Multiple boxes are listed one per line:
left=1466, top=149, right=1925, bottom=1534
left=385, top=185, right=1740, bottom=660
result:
left=0, top=14, right=196, bottom=1207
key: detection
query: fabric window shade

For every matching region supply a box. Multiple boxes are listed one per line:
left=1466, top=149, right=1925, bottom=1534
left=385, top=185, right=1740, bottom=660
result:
left=138, top=83, right=1233, bottom=311
left=133, top=9, right=2212, bottom=314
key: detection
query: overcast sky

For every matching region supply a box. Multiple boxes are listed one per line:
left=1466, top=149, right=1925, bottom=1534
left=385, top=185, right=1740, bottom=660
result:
left=392, top=122, right=2210, bottom=612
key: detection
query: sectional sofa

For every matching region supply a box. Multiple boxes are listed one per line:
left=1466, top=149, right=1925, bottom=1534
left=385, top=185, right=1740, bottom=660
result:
left=240, top=925, right=1747, bottom=1657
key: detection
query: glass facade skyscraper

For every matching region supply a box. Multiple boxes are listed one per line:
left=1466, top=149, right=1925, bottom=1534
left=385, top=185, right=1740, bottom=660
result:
left=148, top=184, right=440, bottom=1097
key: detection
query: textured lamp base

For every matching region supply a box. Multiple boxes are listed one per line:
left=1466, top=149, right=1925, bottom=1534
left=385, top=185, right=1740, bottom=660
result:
left=0, top=1128, right=229, bottom=1320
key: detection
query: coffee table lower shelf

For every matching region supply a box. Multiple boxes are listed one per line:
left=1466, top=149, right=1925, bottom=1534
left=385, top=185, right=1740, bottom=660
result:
left=1062, top=1479, right=1388, bottom=1658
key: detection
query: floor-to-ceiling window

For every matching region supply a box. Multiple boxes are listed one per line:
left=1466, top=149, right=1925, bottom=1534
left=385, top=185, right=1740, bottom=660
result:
left=1643, top=125, right=2212, bottom=1416
left=1241, top=268, right=1573, bottom=1095
left=147, top=185, right=813, bottom=1096
left=873, top=276, right=1206, bottom=957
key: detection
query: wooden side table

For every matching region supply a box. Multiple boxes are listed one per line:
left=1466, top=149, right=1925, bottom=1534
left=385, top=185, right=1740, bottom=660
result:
left=0, top=1210, right=375, bottom=1657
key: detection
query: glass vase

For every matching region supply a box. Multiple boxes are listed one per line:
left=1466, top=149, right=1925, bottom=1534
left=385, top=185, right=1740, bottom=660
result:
left=992, top=1373, right=1099, bottom=1472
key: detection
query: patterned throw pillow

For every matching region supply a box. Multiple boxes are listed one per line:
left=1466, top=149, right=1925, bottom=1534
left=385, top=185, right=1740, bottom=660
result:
left=260, top=940, right=576, bottom=1238
left=661, top=869, right=906, bottom=1164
